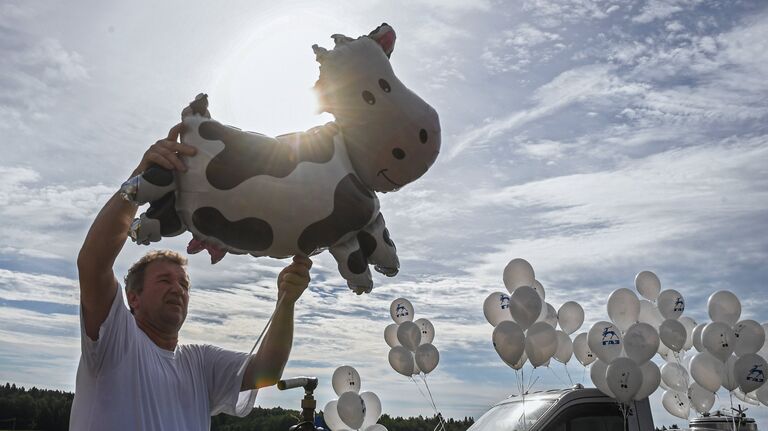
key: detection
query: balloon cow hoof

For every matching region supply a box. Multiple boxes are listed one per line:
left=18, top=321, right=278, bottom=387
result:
left=124, top=24, right=440, bottom=293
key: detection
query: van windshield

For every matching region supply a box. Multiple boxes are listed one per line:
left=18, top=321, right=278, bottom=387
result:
left=468, top=399, right=556, bottom=431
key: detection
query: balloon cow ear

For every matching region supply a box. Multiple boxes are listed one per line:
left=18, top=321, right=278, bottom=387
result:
left=368, top=23, right=396, bottom=58
left=312, top=44, right=329, bottom=63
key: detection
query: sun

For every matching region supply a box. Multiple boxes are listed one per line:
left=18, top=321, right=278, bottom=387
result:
left=210, top=9, right=349, bottom=136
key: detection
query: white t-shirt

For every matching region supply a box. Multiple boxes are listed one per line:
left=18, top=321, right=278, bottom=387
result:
left=70, top=286, right=257, bottom=430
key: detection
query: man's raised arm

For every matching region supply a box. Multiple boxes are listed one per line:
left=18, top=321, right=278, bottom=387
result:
left=242, top=256, right=312, bottom=390
left=77, top=124, right=194, bottom=340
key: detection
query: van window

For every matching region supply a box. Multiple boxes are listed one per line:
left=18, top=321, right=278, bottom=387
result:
left=468, top=399, right=556, bottom=431
left=546, top=402, right=625, bottom=431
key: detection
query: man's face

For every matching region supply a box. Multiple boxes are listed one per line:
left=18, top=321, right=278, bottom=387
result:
left=129, top=260, right=190, bottom=333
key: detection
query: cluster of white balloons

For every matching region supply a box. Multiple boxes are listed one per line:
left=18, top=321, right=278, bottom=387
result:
left=588, top=271, right=768, bottom=421
left=661, top=290, right=768, bottom=419
left=385, top=298, right=440, bottom=377
left=485, top=258, right=586, bottom=369
left=323, top=366, right=387, bottom=431
left=590, top=271, right=689, bottom=406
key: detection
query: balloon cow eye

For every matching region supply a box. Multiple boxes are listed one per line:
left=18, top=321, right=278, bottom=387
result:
left=379, top=79, right=391, bottom=92
left=419, top=129, right=428, bottom=143
left=362, top=91, right=376, bottom=105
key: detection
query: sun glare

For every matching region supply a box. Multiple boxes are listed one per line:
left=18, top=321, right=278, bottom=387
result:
left=210, top=10, right=348, bottom=136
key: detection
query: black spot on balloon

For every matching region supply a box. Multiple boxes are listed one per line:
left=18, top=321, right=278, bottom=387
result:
left=347, top=248, right=368, bottom=274
left=379, top=79, right=391, bottom=93
left=382, top=227, right=394, bottom=247
left=191, top=207, right=273, bottom=251
left=143, top=166, right=175, bottom=186
left=198, top=121, right=337, bottom=190
left=146, top=192, right=184, bottom=236
left=357, top=230, right=377, bottom=258
left=297, top=174, right=375, bottom=255
left=392, top=148, right=405, bottom=160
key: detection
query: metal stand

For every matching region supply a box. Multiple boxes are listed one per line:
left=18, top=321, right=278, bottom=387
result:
left=278, top=377, right=324, bottom=431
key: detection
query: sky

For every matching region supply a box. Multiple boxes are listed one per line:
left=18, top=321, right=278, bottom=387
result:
left=1, top=0, right=767, bottom=427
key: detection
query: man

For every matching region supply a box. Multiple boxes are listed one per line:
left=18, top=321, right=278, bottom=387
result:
left=70, top=124, right=311, bottom=430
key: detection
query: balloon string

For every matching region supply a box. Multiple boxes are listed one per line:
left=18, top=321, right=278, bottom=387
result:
left=548, top=364, right=569, bottom=387
left=564, top=363, right=574, bottom=386
left=237, top=296, right=285, bottom=376
left=420, top=375, right=446, bottom=431
left=410, top=376, right=444, bottom=431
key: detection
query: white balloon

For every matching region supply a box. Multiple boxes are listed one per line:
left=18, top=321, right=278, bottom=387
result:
left=396, top=321, right=422, bottom=351
left=755, top=380, right=768, bottom=406
left=701, top=321, right=735, bottom=362
left=734, top=353, right=768, bottom=393
left=733, top=319, right=765, bottom=356
left=635, top=361, right=661, bottom=400
left=588, top=321, right=623, bottom=363
left=384, top=323, right=400, bottom=348
left=558, top=301, right=585, bottom=335
left=657, top=339, right=672, bottom=362
left=554, top=330, right=574, bottom=364
left=607, top=288, right=640, bottom=332
left=415, top=343, right=440, bottom=374
left=525, top=322, right=557, bottom=368
left=679, top=316, right=697, bottom=351
left=332, top=365, right=362, bottom=396
left=659, top=319, right=687, bottom=352
left=638, top=299, right=664, bottom=328
left=509, top=285, right=542, bottom=330
left=412, top=354, right=421, bottom=376
left=692, top=323, right=706, bottom=352
left=660, top=362, right=689, bottom=393
left=483, top=292, right=512, bottom=327
left=606, top=357, right=643, bottom=403
left=590, top=360, right=614, bottom=397
left=324, top=400, right=349, bottom=431
left=360, top=391, right=382, bottom=430
left=511, top=350, right=528, bottom=370
left=657, top=289, right=685, bottom=320
left=624, top=322, right=660, bottom=365
left=733, top=388, right=760, bottom=406
left=388, top=346, right=415, bottom=376
left=537, top=302, right=558, bottom=328
left=390, top=298, right=414, bottom=324
left=722, top=354, right=739, bottom=391
left=503, top=258, right=535, bottom=292
left=662, top=390, right=690, bottom=419
left=688, top=382, right=715, bottom=414
left=759, top=323, right=768, bottom=358
left=573, top=332, right=596, bottom=366
left=690, top=351, right=725, bottom=392
left=635, top=271, right=661, bottom=301
left=492, top=321, right=526, bottom=366
left=337, top=391, right=366, bottom=430
left=365, top=425, right=388, bottom=431
left=414, top=318, right=435, bottom=345
left=532, top=279, right=546, bottom=301
left=707, top=290, right=741, bottom=326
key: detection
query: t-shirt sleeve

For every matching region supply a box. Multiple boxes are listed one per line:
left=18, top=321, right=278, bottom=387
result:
left=79, top=285, right=135, bottom=375
left=203, top=345, right=258, bottom=417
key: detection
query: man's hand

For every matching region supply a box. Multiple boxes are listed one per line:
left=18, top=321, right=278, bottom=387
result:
left=131, top=123, right=197, bottom=177
left=277, top=256, right=312, bottom=305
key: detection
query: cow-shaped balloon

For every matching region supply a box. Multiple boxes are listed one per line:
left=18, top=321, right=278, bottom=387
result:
left=119, top=24, right=441, bottom=294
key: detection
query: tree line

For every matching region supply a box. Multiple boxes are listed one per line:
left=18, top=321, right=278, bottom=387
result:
left=0, top=383, right=474, bottom=430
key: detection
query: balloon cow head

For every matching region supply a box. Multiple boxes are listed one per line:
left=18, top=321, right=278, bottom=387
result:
left=120, top=24, right=441, bottom=294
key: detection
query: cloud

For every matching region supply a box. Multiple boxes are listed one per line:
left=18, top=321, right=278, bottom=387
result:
left=447, top=64, right=644, bottom=159
left=0, top=9, right=88, bottom=131
left=481, top=24, right=564, bottom=74
left=632, top=0, right=703, bottom=24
